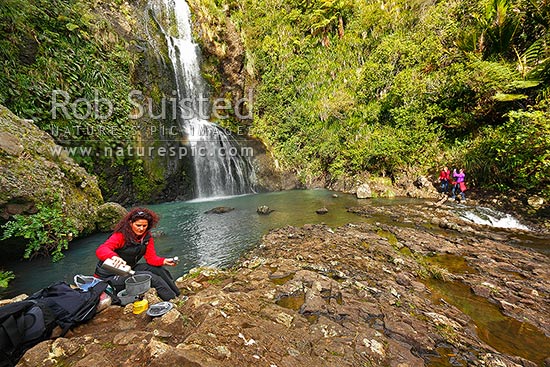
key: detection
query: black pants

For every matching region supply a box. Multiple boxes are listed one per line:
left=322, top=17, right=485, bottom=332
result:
left=107, top=264, right=180, bottom=301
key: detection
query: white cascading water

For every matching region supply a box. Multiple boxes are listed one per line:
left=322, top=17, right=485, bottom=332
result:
left=458, top=206, right=530, bottom=231
left=149, top=0, right=256, bottom=198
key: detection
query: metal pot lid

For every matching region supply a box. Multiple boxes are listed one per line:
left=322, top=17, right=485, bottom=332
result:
left=146, top=301, right=174, bottom=317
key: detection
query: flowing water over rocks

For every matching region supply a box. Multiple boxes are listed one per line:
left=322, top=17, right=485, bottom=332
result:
left=16, top=201, right=550, bottom=367
left=149, top=0, right=257, bottom=198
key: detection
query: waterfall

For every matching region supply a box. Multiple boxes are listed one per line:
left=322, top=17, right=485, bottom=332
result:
left=149, top=0, right=257, bottom=198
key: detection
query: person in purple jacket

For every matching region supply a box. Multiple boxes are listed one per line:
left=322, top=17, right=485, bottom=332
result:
left=451, top=168, right=466, bottom=202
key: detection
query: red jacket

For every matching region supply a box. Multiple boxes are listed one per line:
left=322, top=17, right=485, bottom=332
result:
left=96, top=232, right=165, bottom=267
left=439, top=170, right=450, bottom=181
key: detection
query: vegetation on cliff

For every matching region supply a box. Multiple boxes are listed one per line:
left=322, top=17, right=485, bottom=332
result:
left=0, top=0, right=190, bottom=205
left=0, top=0, right=136, bottom=156
left=190, top=0, right=549, bottom=198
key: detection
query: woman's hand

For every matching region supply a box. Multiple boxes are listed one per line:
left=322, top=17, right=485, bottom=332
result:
left=164, top=258, right=177, bottom=266
left=110, top=256, right=127, bottom=268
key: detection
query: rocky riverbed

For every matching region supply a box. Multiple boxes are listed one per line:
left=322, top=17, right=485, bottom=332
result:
left=15, top=200, right=550, bottom=367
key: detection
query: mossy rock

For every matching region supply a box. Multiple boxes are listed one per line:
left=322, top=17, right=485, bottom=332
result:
left=96, top=202, right=127, bottom=232
left=0, top=105, right=103, bottom=233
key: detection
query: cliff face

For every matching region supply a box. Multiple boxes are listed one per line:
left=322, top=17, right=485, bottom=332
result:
left=184, top=0, right=298, bottom=191
left=186, top=0, right=252, bottom=121
left=0, top=0, right=288, bottom=212
left=89, top=0, right=195, bottom=204
left=0, top=104, right=102, bottom=233
left=0, top=0, right=195, bottom=206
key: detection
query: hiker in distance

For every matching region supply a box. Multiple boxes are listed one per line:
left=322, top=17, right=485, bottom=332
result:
left=451, top=168, right=467, bottom=202
left=438, top=166, right=451, bottom=193
left=94, top=207, right=180, bottom=301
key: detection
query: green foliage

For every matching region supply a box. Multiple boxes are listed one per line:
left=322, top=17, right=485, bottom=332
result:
left=1, top=202, right=79, bottom=262
left=0, top=0, right=135, bottom=128
left=463, top=110, right=550, bottom=195
left=0, top=270, right=15, bottom=288
left=0, top=0, right=142, bottom=200
left=233, top=0, right=456, bottom=178
left=207, top=0, right=549, bottom=196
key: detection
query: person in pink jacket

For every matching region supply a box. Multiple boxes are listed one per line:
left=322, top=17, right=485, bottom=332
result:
left=95, top=208, right=180, bottom=301
left=451, top=168, right=466, bottom=202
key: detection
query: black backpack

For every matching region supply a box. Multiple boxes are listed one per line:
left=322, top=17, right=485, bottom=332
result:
left=0, top=281, right=108, bottom=367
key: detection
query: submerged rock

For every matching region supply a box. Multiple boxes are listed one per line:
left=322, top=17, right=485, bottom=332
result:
left=315, top=207, right=328, bottom=215
left=204, top=206, right=235, bottom=214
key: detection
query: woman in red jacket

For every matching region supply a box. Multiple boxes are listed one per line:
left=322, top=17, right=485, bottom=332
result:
left=438, top=166, right=450, bottom=193
left=95, top=208, right=180, bottom=301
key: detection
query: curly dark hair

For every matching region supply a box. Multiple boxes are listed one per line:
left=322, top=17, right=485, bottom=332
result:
left=113, top=207, right=160, bottom=241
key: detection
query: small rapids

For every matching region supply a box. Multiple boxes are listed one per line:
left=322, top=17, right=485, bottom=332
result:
left=457, top=206, right=530, bottom=231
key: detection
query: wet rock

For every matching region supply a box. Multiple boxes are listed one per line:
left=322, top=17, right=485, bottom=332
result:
left=315, top=207, right=328, bottom=215
left=425, top=312, right=462, bottom=330
left=395, top=273, right=412, bottom=287
left=14, top=217, right=550, bottom=367
left=505, top=282, right=522, bottom=291
left=151, top=229, right=167, bottom=237
left=204, top=206, right=235, bottom=214
left=499, top=300, right=518, bottom=312
left=472, top=284, right=492, bottom=298
left=481, top=353, right=524, bottom=367
left=438, top=220, right=463, bottom=231
left=257, top=205, right=274, bottom=215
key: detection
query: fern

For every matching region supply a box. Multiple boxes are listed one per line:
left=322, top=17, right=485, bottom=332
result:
left=1, top=202, right=79, bottom=262
left=0, top=271, right=15, bottom=288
